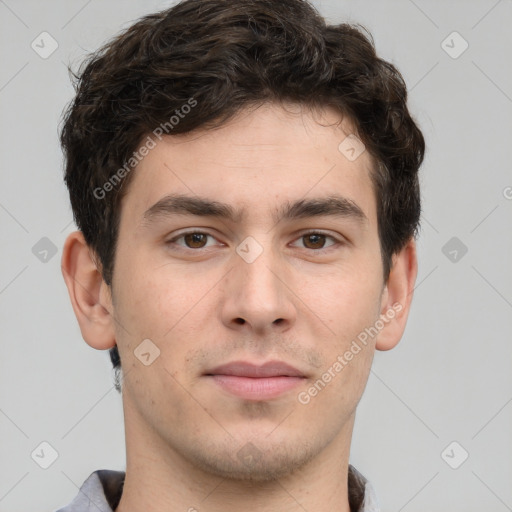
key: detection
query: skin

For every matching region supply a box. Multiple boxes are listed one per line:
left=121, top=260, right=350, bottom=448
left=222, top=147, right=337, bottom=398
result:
left=62, top=102, right=417, bottom=512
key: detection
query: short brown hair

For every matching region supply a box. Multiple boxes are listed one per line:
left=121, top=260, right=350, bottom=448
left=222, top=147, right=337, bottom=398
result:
left=60, top=0, right=425, bottom=379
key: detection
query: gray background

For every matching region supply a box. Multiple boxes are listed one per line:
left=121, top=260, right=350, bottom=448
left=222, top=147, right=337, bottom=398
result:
left=1, top=0, right=511, bottom=511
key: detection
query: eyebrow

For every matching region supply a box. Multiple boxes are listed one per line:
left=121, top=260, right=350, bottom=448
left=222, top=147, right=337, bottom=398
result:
left=141, top=193, right=368, bottom=227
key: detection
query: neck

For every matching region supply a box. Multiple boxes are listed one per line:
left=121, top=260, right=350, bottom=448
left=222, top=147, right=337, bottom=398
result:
left=116, top=396, right=355, bottom=512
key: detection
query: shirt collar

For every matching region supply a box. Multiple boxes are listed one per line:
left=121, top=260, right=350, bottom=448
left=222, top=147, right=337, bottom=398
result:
left=57, top=465, right=379, bottom=512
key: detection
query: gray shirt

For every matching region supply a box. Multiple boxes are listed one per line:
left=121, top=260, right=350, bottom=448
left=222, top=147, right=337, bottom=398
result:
left=56, top=465, right=380, bottom=512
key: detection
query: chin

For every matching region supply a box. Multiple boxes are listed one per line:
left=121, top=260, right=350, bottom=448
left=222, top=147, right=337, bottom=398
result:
left=184, top=437, right=317, bottom=482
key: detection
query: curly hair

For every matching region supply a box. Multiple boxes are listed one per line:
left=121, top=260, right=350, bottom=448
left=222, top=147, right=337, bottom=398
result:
left=60, top=0, right=425, bottom=384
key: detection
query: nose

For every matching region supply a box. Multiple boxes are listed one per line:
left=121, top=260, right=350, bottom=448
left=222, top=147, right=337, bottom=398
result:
left=220, top=241, right=297, bottom=336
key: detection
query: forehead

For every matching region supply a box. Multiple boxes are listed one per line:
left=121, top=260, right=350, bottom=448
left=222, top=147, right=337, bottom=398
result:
left=120, top=102, right=377, bottom=226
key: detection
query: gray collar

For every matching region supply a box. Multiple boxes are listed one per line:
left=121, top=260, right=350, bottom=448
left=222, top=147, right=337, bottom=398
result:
left=56, top=465, right=380, bottom=511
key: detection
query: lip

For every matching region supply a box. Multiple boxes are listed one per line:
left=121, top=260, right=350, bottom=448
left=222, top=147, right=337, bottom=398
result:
left=204, top=361, right=306, bottom=400
left=206, top=361, right=305, bottom=378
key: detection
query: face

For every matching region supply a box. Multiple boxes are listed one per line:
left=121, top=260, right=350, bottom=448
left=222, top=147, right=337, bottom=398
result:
left=109, top=103, right=388, bottom=481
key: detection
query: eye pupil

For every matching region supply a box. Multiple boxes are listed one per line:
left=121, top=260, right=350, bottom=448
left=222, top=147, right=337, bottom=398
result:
left=185, top=233, right=207, bottom=248
left=304, top=234, right=325, bottom=249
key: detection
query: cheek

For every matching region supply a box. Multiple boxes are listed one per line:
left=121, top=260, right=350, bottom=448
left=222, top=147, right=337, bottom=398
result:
left=113, top=252, right=216, bottom=378
left=298, top=275, right=380, bottom=416
left=114, top=248, right=190, bottom=331
left=302, top=259, right=383, bottom=341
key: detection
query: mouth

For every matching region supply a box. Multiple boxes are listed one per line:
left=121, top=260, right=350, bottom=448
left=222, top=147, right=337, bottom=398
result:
left=204, top=361, right=306, bottom=401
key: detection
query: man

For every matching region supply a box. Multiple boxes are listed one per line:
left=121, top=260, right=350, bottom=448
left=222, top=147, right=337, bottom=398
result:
left=58, top=0, right=424, bottom=510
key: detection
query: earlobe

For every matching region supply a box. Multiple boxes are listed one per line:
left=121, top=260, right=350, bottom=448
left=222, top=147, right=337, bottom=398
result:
left=375, top=238, right=418, bottom=351
left=61, top=231, right=116, bottom=350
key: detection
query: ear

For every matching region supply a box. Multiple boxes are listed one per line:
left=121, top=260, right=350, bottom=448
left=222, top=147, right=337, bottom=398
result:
left=61, top=231, right=116, bottom=350
left=375, top=238, right=418, bottom=351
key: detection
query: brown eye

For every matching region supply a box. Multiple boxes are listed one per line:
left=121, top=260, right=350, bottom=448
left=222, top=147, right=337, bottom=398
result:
left=184, top=233, right=208, bottom=248
left=302, top=233, right=327, bottom=249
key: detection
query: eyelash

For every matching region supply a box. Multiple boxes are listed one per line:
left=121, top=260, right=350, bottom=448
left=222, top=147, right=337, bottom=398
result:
left=166, top=230, right=342, bottom=253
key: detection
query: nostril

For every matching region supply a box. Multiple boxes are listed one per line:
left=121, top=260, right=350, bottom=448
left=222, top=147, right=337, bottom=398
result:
left=234, top=318, right=245, bottom=325
left=273, top=318, right=284, bottom=325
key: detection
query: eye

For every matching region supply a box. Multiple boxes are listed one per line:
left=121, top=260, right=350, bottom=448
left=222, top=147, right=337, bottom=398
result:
left=292, top=232, right=339, bottom=251
left=167, top=231, right=220, bottom=250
